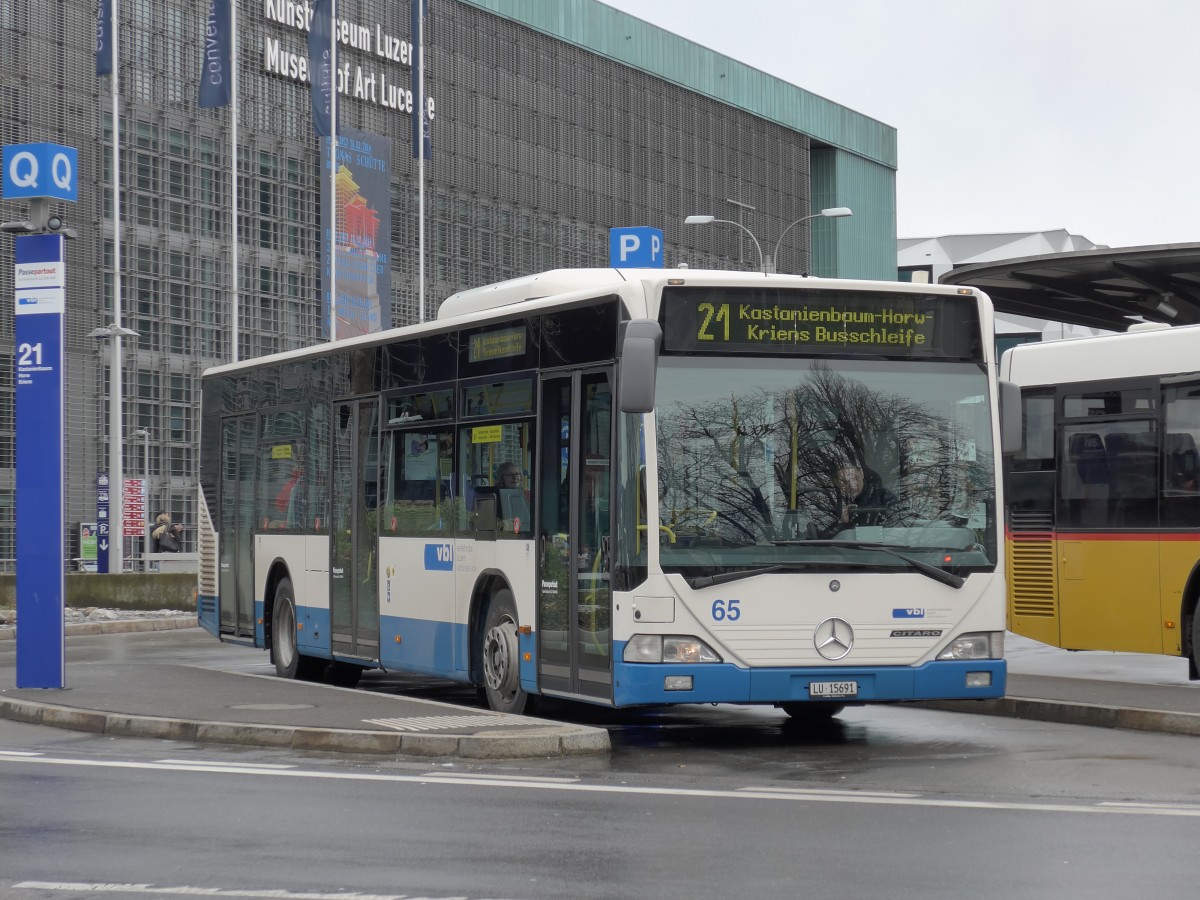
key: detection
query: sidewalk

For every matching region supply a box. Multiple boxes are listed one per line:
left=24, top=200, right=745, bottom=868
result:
left=1, top=623, right=1197, bottom=757
left=917, top=634, right=1200, bottom=737
left=0, top=623, right=610, bottom=760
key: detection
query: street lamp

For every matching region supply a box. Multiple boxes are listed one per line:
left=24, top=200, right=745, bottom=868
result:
left=723, top=198, right=756, bottom=266
left=767, top=207, right=853, bottom=274
left=684, top=215, right=765, bottom=274
left=89, top=322, right=138, bottom=573
left=685, top=207, right=852, bottom=274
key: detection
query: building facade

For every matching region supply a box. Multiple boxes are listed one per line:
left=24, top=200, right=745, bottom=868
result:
left=0, top=0, right=897, bottom=566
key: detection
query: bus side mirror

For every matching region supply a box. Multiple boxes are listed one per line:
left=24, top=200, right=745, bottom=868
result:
left=999, top=380, right=1022, bottom=454
left=618, top=319, right=661, bottom=414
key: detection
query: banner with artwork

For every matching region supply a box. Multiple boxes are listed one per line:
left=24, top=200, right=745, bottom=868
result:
left=320, top=126, right=393, bottom=338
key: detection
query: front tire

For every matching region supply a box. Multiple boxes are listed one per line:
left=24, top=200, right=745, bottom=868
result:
left=480, top=589, right=530, bottom=714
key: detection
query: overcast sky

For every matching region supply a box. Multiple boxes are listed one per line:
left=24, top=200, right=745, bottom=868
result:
left=599, top=0, right=1200, bottom=249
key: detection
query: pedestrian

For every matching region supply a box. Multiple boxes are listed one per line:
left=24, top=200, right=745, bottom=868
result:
left=158, top=522, right=183, bottom=553
left=151, top=513, right=171, bottom=552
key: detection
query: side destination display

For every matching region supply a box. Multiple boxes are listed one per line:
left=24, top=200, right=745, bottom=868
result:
left=661, top=287, right=982, bottom=361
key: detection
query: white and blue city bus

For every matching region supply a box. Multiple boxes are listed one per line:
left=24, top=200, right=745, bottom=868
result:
left=198, top=268, right=1015, bottom=718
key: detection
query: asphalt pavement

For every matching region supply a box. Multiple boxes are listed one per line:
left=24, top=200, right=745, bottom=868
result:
left=0, top=620, right=1197, bottom=757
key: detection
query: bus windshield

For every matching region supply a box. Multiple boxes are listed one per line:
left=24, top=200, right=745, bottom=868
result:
left=652, top=357, right=997, bottom=579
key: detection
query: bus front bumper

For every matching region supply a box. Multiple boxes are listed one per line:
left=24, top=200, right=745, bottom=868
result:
left=612, top=657, right=1007, bottom=707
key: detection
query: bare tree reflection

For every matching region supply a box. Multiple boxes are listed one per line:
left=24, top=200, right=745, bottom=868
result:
left=657, top=364, right=993, bottom=545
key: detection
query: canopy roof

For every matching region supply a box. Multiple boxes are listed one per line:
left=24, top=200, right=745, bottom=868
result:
left=942, top=244, right=1200, bottom=331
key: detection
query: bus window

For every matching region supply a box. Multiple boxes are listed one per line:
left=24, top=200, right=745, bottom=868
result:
left=1105, top=427, right=1157, bottom=527
left=383, top=429, right=455, bottom=535
left=1012, top=393, right=1055, bottom=472
left=458, top=421, right=533, bottom=537
left=1163, top=381, right=1200, bottom=527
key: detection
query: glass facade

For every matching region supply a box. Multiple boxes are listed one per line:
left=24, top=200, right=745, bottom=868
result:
left=0, top=0, right=894, bottom=566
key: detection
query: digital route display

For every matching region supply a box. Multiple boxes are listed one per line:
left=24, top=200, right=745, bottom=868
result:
left=661, top=287, right=982, bottom=361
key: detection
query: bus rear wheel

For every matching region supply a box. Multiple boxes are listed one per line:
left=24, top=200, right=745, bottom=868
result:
left=271, top=577, right=323, bottom=680
left=779, top=703, right=844, bottom=722
left=480, top=589, right=530, bottom=715
left=271, top=578, right=301, bottom=679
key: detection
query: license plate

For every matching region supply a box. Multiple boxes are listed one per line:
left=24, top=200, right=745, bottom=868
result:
left=809, top=680, right=858, bottom=698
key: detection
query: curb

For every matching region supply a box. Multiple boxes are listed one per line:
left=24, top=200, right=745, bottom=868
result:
left=0, top=695, right=612, bottom=759
left=911, top=696, right=1200, bottom=738
left=0, top=616, right=197, bottom=641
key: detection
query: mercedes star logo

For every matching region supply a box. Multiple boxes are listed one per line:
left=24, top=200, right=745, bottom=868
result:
left=813, top=616, right=854, bottom=660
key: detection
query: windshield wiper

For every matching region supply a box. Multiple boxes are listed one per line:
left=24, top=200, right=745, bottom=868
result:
left=685, top=564, right=816, bottom=589
left=768, top=539, right=965, bottom=589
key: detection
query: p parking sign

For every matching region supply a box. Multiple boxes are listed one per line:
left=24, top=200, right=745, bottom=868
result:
left=609, top=227, right=664, bottom=268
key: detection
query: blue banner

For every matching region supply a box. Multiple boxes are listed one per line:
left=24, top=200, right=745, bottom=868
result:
left=321, top=127, right=393, bottom=339
left=14, top=234, right=66, bottom=688
left=95, top=0, right=113, bottom=77
left=199, top=0, right=232, bottom=109
left=411, top=0, right=431, bottom=159
left=308, top=0, right=335, bottom=137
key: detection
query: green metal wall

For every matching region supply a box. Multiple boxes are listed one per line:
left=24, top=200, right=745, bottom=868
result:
left=464, top=0, right=899, bottom=280
left=811, top=148, right=898, bottom=281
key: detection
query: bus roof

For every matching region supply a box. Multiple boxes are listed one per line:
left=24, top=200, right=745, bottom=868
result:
left=202, top=269, right=988, bottom=379
left=1001, top=322, right=1200, bottom=386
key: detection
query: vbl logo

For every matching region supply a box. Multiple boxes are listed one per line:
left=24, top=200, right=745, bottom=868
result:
left=424, top=542, right=453, bottom=571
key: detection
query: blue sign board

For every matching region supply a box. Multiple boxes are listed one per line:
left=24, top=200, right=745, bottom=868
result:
left=96, top=472, right=111, bottom=574
left=2, top=143, right=78, bottom=202
left=14, top=233, right=66, bottom=688
left=609, top=226, right=664, bottom=268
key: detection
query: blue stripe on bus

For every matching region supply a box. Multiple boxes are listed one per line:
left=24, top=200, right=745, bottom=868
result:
left=519, top=630, right=537, bottom=694
left=296, top=606, right=330, bottom=656
left=379, top=614, right=467, bottom=678
left=239, top=606, right=1004, bottom=708
left=612, top=645, right=1006, bottom=706
left=197, top=594, right=219, bottom=637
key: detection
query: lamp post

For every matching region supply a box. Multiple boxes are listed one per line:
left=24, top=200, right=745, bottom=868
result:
left=723, top=198, right=755, bottom=267
left=685, top=207, right=853, bottom=274
left=89, top=322, right=138, bottom=573
left=767, top=207, right=853, bottom=274
left=684, top=215, right=765, bottom=273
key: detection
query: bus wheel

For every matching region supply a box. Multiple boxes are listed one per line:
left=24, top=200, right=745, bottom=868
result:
left=271, top=578, right=301, bottom=679
left=779, top=703, right=844, bottom=722
left=481, top=589, right=529, bottom=715
left=1191, top=610, right=1200, bottom=678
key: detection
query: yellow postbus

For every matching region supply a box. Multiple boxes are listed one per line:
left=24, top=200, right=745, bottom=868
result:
left=1002, top=322, right=1200, bottom=679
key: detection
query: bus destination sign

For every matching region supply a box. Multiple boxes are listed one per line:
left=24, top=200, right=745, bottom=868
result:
left=661, top=288, right=980, bottom=360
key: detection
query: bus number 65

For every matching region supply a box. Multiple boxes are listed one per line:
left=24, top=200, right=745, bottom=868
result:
left=711, top=598, right=741, bottom=621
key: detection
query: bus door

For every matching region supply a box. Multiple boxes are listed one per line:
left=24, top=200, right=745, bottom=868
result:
left=331, top=398, right=380, bottom=661
left=536, top=369, right=614, bottom=702
left=216, top=414, right=256, bottom=641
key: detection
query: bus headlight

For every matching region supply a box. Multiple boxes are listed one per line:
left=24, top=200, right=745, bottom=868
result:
left=937, top=631, right=1004, bottom=660
left=624, top=635, right=722, bottom=663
